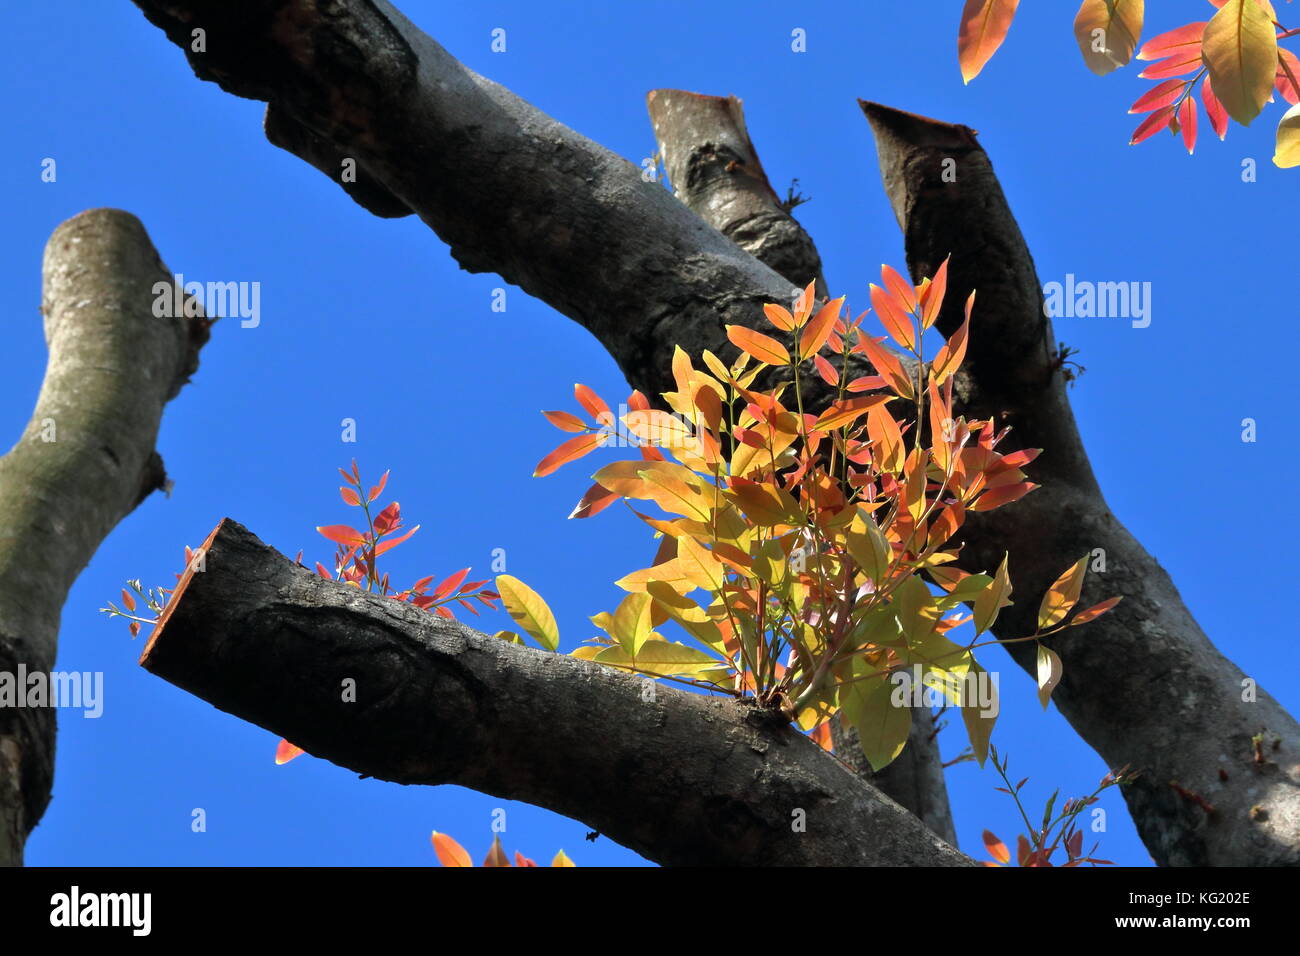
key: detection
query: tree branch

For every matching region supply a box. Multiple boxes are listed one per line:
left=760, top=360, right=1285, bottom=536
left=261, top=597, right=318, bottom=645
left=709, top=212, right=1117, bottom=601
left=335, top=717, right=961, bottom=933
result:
left=861, top=101, right=1300, bottom=866
left=0, top=209, right=209, bottom=865
left=141, top=519, right=972, bottom=867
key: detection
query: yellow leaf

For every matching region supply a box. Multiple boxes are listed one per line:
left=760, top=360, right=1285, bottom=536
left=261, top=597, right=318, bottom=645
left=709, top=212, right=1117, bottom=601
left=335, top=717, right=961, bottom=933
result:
left=1073, top=0, right=1144, bottom=76
left=551, top=849, right=576, bottom=867
left=960, top=658, right=999, bottom=767
left=431, top=832, right=473, bottom=867
left=839, top=660, right=912, bottom=771
left=1202, top=0, right=1278, bottom=126
left=1036, top=644, right=1063, bottom=710
left=593, top=640, right=724, bottom=677
left=1275, top=102, right=1300, bottom=166
left=1037, top=555, right=1089, bottom=630
left=496, top=574, right=560, bottom=651
left=973, top=554, right=1012, bottom=635
left=611, top=591, right=655, bottom=655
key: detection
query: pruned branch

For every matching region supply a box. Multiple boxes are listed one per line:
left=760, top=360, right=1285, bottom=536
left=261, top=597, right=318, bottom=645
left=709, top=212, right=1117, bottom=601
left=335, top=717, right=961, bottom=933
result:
left=0, top=209, right=209, bottom=865
left=141, top=519, right=972, bottom=867
left=861, top=101, right=1300, bottom=866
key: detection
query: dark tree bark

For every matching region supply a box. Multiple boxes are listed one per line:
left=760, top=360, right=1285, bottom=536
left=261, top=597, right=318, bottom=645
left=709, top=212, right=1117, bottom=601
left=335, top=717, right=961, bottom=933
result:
left=125, top=0, right=1300, bottom=865
left=0, top=209, right=209, bottom=865
left=860, top=102, right=1300, bottom=867
left=141, top=519, right=972, bottom=868
left=647, top=88, right=956, bottom=846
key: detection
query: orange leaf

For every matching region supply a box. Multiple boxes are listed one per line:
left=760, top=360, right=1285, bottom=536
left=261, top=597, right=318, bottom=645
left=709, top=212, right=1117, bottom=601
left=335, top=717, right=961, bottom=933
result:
left=793, top=279, right=817, bottom=326
left=534, top=432, right=606, bottom=478
left=574, top=384, right=613, bottom=424
left=727, top=325, right=790, bottom=366
left=798, top=296, right=844, bottom=360
left=433, top=568, right=471, bottom=601
left=958, top=0, right=1021, bottom=83
left=920, top=256, right=950, bottom=330
left=367, top=470, right=389, bottom=502
left=1071, top=595, right=1122, bottom=625
left=763, top=303, right=796, bottom=332
left=813, top=395, right=893, bottom=432
left=855, top=333, right=914, bottom=400
left=970, top=481, right=1037, bottom=511
left=931, top=292, right=973, bottom=385
left=431, top=832, right=473, bottom=867
left=869, top=283, right=916, bottom=352
left=813, top=353, right=840, bottom=386
left=340, top=486, right=361, bottom=506
left=982, top=829, right=1011, bottom=865
left=542, top=409, right=586, bottom=433
left=275, top=739, right=305, bottom=765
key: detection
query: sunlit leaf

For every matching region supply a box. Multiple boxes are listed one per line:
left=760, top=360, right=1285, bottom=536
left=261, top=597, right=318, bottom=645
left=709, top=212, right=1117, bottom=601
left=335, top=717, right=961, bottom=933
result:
left=983, top=829, right=1011, bottom=864
left=1037, top=556, right=1088, bottom=630
left=1036, top=644, right=1064, bottom=709
left=483, top=835, right=510, bottom=867
left=958, top=0, right=1021, bottom=83
left=1275, top=101, right=1300, bottom=166
left=431, top=832, right=473, bottom=867
left=542, top=409, right=587, bottom=433
left=1071, top=595, right=1123, bottom=625
left=317, top=524, right=366, bottom=547
left=726, top=325, right=790, bottom=366
left=275, top=739, right=305, bottom=765
left=973, top=554, right=1013, bottom=635
left=534, top=432, right=606, bottom=478
left=1074, top=0, right=1144, bottom=76
left=1202, top=0, right=1278, bottom=126
left=496, top=574, right=560, bottom=651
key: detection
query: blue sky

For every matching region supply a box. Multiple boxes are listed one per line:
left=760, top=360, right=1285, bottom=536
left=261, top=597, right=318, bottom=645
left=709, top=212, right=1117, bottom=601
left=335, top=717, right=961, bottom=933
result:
left=3, top=1, right=1296, bottom=866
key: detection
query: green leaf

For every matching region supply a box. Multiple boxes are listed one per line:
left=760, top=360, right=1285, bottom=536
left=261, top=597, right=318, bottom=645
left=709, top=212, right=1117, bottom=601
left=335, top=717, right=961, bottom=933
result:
left=839, top=659, right=912, bottom=771
left=496, top=574, right=560, bottom=651
left=846, top=508, right=892, bottom=584
left=611, top=591, right=655, bottom=656
left=973, top=554, right=1013, bottom=635
left=960, top=658, right=999, bottom=767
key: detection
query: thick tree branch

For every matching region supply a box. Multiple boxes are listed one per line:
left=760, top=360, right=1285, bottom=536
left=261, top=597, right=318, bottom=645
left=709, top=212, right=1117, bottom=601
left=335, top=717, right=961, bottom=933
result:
left=648, top=88, right=955, bottom=846
left=861, top=102, right=1300, bottom=866
left=128, top=0, right=875, bottom=411
left=0, top=209, right=209, bottom=865
left=141, top=519, right=972, bottom=867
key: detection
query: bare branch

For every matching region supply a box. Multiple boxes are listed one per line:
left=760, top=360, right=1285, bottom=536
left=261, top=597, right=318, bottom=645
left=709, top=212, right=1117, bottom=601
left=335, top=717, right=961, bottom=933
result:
left=0, top=209, right=209, bottom=864
left=141, top=519, right=972, bottom=868
left=861, top=101, right=1300, bottom=866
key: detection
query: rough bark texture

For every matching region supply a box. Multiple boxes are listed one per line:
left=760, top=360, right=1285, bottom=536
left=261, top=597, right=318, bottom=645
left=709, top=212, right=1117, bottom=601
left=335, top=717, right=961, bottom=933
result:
left=141, top=519, right=972, bottom=867
left=861, top=102, right=1300, bottom=866
left=129, top=0, right=874, bottom=412
left=126, top=0, right=1300, bottom=865
left=647, top=89, right=827, bottom=299
left=648, top=88, right=955, bottom=846
left=0, top=209, right=208, bottom=865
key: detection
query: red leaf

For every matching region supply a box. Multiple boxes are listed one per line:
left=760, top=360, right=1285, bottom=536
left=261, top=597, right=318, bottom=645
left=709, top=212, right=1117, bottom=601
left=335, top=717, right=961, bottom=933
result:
left=315, top=562, right=332, bottom=579
left=339, top=467, right=358, bottom=487
left=1202, top=76, right=1230, bottom=139
left=373, top=525, right=419, bottom=556
left=1130, top=105, right=1176, bottom=145
left=373, top=501, right=401, bottom=535
left=569, top=482, right=620, bottom=519
left=433, top=568, right=471, bottom=601
left=340, top=486, right=362, bottom=506
left=367, top=470, right=389, bottom=502
left=1129, top=78, right=1186, bottom=114
left=813, top=353, right=840, bottom=386
left=1178, top=95, right=1198, bottom=154
left=317, top=524, right=367, bottom=547
left=1137, top=22, right=1206, bottom=63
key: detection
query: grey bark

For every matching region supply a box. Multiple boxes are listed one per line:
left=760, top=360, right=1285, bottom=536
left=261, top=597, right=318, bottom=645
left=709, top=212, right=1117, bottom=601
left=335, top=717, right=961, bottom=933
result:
left=0, top=209, right=209, bottom=865
left=861, top=101, right=1300, bottom=866
left=647, top=88, right=955, bottom=847
left=141, top=519, right=973, bottom=867
left=125, top=0, right=1300, bottom=864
